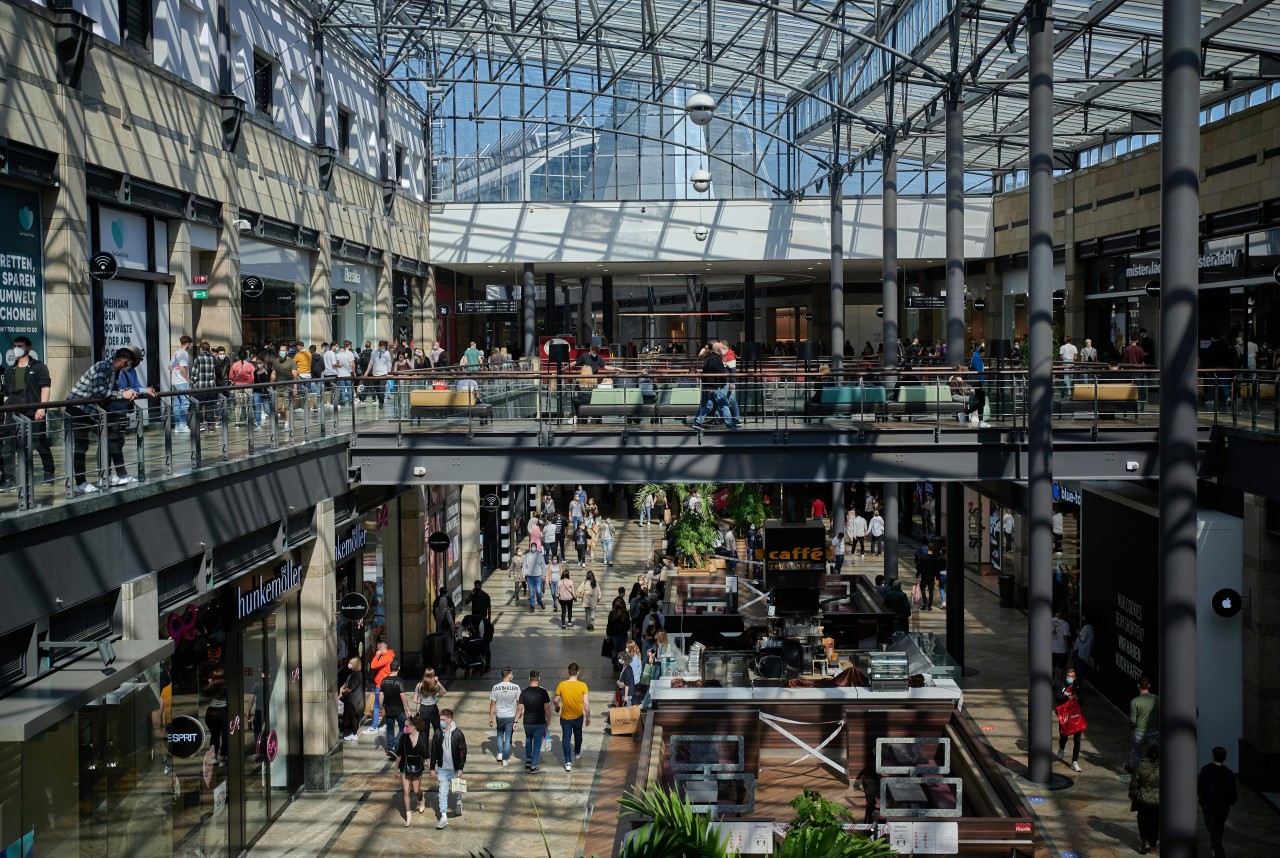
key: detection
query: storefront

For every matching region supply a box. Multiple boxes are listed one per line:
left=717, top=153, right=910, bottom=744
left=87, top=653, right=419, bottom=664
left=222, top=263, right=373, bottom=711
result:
left=335, top=499, right=401, bottom=669
left=160, top=552, right=304, bottom=856
left=239, top=240, right=311, bottom=348
left=423, top=485, right=464, bottom=615
left=93, top=204, right=171, bottom=388
left=330, top=262, right=378, bottom=347
left=1083, top=226, right=1280, bottom=364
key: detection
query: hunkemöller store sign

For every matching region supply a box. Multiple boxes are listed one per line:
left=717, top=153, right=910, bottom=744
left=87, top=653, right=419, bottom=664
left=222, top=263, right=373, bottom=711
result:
left=229, top=553, right=303, bottom=622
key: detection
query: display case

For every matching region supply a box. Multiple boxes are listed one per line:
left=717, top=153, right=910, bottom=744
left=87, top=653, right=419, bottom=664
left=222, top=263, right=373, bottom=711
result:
left=868, top=651, right=910, bottom=692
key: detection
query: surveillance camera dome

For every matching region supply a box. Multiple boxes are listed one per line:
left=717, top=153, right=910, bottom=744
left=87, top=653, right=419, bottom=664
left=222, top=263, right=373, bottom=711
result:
left=685, top=92, right=716, bottom=127
left=690, top=169, right=712, bottom=193
left=693, top=224, right=709, bottom=242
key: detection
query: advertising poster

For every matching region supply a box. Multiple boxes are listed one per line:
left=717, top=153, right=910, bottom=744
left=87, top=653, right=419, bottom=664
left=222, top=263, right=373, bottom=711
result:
left=0, top=185, right=45, bottom=361
left=98, top=207, right=150, bottom=270
left=988, top=507, right=1002, bottom=571
left=103, top=280, right=149, bottom=385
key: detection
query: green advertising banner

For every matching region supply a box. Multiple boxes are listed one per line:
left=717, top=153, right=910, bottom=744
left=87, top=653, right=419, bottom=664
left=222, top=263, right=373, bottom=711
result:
left=0, top=185, right=45, bottom=363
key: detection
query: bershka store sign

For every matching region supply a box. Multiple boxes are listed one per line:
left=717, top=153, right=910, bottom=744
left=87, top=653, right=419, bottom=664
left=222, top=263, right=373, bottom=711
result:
left=336, top=523, right=368, bottom=563
left=230, top=553, right=303, bottom=622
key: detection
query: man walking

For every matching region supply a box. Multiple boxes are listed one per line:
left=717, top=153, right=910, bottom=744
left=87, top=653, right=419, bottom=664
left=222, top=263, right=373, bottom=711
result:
left=868, top=510, right=885, bottom=556
left=365, top=639, right=396, bottom=734
left=379, top=659, right=410, bottom=761
left=516, top=670, right=552, bottom=773
left=1125, top=676, right=1160, bottom=773
left=523, top=544, right=546, bottom=612
left=364, top=340, right=393, bottom=409
left=542, top=517, right=558, bottom=562
left=428, top=708, right=467, bottom=829
left=554, top=663, right=590, bottom=771
left=488, top=667, right=521, bottom=767
left=169, top=335, right=193, bottom=432
left=1198, top=746, right=1237, bottom=858
left=848, top=510, right=868, bottom=558
left=600, top=518, right=615, bottom=566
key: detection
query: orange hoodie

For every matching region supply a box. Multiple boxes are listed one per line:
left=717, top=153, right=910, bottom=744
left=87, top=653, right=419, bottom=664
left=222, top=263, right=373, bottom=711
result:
left=370, top=647, right=396, bottom=688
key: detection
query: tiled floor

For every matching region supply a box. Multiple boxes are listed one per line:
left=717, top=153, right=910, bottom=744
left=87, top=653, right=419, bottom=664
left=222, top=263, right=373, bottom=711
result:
left=248, top=518, right=1280, bottom=857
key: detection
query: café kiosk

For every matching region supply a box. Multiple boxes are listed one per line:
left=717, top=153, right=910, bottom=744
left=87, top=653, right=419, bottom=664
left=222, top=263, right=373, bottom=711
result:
left=624, top=523, right=1038, bottom=856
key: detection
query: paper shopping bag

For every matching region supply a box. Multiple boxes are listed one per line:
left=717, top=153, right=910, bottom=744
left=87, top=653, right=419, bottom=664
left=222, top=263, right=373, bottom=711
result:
left=608, top=705, right=643, bottom=736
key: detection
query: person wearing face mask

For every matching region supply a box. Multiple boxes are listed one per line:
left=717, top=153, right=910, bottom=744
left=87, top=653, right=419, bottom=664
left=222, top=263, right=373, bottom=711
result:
left=1054, top=667, right=1086, bottom=773
left=65, top=349, right=140, bottom=493
left=2, top=336, right=55, bottom=488
left=364, top=340, right=393, bottom=409
left=105, top=345, right=155, bottom=486
left=413, top=347, right=429, bottom=370
left=271, top=344, right=299, bottom=427
left=428, top=708, right=467, bottom=828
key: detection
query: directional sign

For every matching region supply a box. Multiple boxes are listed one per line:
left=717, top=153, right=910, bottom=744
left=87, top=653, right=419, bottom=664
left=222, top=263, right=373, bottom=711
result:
left=906, top=295, right=946, bottom=309
left=455, top=300, right=517, bottom=314
left=191, top=289, right=209, bottom=300
left=242, top=276, right=265, bottom=298
left=875, top=307, right=885, bottom=318
left=89, top=252, right=118, bottom=281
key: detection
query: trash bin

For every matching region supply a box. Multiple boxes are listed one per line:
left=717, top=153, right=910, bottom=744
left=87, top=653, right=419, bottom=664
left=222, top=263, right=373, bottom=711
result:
left=423, top=632, right=450, bottom=675
left=997, top=575, right=1016, bottom=608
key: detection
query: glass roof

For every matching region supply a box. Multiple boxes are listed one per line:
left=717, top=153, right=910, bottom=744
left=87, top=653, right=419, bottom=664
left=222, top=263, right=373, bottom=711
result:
left=318, top=0, right=1280, bottom=191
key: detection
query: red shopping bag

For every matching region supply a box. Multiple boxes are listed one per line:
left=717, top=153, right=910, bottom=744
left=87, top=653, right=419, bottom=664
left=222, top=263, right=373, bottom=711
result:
left=1056, top=699, right=1088, bottom=736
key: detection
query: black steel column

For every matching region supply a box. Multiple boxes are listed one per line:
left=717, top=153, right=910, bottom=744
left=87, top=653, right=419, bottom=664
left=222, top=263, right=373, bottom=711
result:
left=699, top=277, right=710, bottom=344
left=522, top=263, right=536, bottom=360
left=882, top=142, right=899, bottom=373
left=561, top=284, right=571, bottom=337
left=579, top=276, right=591, bottom=341
left=312, top=27, right=326, bottom=147
left=545, top=273, right=557, bottom=334
left=884, top=483, right=899, bottom=581
left=1026, top=0, right=1055, bottom=786
left=945, top=482, right=966, bottom=667
left=744, top=273, right=757, bottom=345
left=945, top=87, right=966, bottom=363
left=602, top=275, right=615, bottom=347
left=1159, top=0, right=1201, bottom=853
left=686, top=275, right=698, bottom=354
left=831, top=148, right=845, bottom=371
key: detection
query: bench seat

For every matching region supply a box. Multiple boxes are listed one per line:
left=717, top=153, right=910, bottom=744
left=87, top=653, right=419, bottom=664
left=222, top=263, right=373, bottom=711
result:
left=408, top=389, right=493, bottom=423
left=655, top=386, right=704, bottom=418
left=1055, top=382, right=1140, bottom=416
left=577, top=387, right=648, bottom=418
left=884, top=383, right=965, bottom=415
left=804, top=385, right=888, bottom=417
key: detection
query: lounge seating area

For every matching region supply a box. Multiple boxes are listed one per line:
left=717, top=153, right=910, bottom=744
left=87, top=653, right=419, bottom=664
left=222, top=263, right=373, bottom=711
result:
left=1055, top=381, right=1141, bottom=418
left=407, top=388, right=494, bottom=424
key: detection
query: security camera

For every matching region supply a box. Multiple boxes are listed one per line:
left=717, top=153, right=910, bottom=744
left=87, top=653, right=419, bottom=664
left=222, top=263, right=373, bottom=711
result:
left=693, top=225, right=709, bottom=242
left=413, top=466, right=427, bottom=477
left=690, top=169, right=712, bottom=194
left=232, top=218, right=252, bottom=231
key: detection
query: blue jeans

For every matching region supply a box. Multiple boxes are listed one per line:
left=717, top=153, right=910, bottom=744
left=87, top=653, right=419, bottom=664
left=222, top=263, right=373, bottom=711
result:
left=171, top=381, right=191, bottom=424
left=495, top=716, right=515, bottom=761
left=602, top=539, right=614, bottom=564
left=527, top=576, right=545, bottom=609
left=524, top=723, right=547, bottom=767
left=938, top=571, right=947, bottom=605
left=560, top=715, right=584, bottom=762
left=435, top=767, right=457, bottom=816
left=371, top=687, right=382, bottom=729
left=639, top=507, right=650, bottom=525
left=252, top=390, right=269, bottom=424
left=384, top=710, right=405, bottom=753
left=338, top=378, right=354, bottom=406
left=694, top=388, right=735, bottom=427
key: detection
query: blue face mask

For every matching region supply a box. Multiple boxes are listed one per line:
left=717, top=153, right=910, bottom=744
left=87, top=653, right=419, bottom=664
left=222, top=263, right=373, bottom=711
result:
left=1066, top=676, right=1075, bottom=685
left=439, top=720, right=448, bottom=730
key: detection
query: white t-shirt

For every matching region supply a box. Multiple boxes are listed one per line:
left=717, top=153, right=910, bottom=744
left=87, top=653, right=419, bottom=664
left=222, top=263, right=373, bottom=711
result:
left=868, top=515, right=885, bottom=537
left=322, top=349, right=339, bottom=376
left=1052, top=512, right=1064, bottom=536
left=489, top=681, right=521, bottom=719
left=169, top=347, right=189, bottom=385
left=848, top=516, right=868, bottom=539
left=335, top=349, right=355, bottom=378
left=1050, top=617, right=1071, bottom=654
left=1003, top=513, right=1015, bottom=535
left=831, top=534, right=846, bottom=556
left=1059, top=343, right=1078, bottom=363
left=368, top=349, right=393, bottom=377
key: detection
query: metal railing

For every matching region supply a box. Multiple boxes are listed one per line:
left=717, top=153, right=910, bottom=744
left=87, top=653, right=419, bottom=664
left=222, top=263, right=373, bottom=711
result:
left=4, top=362, right=1258, bottom=516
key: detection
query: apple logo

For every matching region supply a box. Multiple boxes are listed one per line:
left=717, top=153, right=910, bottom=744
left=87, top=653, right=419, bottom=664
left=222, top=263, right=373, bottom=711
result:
left=1212, top=588, right=1242, bottom=618
left=18, top=206, right=34, bottom=231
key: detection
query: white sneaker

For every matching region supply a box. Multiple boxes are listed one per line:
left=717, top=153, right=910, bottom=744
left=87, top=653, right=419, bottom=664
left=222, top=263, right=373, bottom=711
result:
left=435, top=818, right=448, bottom=829
left=175, top=425, right=190, bottom=434
left=109, top=475, right=137, bottom=486
left=970, top=415, right=980, bottom=424
left=343, top=734, right=358, bottom=742
left=496, top=753, right=503, bottom=763
left=362, top=726, right=378, bottom=734
left=979, top=421, right=991, bottom=428
left=1070, top=761, right=1081, bottom=773
left=501, top=758, right=508, bottom=767
left=574, top=752, right=581, bottom=760
left=565, top=762, right=572, bottom=771
left=76, top=482, right=100, bottom=494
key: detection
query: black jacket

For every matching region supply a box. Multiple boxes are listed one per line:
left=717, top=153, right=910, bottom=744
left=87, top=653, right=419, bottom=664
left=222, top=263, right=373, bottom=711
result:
left=1198, top=763, right=1237, bottom=813
left=2, top=357, right=51, bottom=407
left=430, top=725, right=468, bottom=771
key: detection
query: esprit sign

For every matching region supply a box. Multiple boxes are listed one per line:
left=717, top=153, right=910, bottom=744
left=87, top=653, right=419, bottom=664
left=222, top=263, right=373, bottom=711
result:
left=167, top=715, right=207, bottom=758
left=234, top=557, right=302, bottom=621
left=336, top=523, right=368, bottom=563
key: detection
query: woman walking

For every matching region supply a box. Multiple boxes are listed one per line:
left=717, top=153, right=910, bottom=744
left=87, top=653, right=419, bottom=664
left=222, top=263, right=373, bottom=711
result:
left=339, top=656, right=365, bottom=741
left=606, top=598, right=631, bottom=661
left=578, top=571, right=600, bottom=631
left=600, top=518, right=615, bottom=566
left=1054, top=667, right=1086, bottom=773
left=204, top=667, right=230, bottom=767
left=574, top=523, right=589, bottom=568
left=1129, top=744, right=1161, bottom=854
left=395, top=717, right=428, bottom=826
left=414, top=668, right=447, bottom=751
left=557, top=569, right=577, bottom=629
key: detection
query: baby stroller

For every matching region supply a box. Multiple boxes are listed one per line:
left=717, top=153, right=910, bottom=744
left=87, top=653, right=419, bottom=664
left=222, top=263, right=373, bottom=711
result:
left=450, top=630, right=487, bottom=679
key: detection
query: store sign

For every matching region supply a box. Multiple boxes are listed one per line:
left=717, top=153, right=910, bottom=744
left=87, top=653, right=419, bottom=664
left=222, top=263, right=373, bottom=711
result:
left=1212, top=588, right=1242, bottom=618
left=336, top=523, right=368, bottom=563
left=232, top=555, right=303, bottom=621
left=167, top=715, right=207, bottom=758
left=342, top=267, right=361, bottom=284
left=1052, top=482, right=1081, bottom=506
left=103, top=281, right=149, bottom=384
left=394, top=296, right=411, bottom=314
left=332, top=288, right=352, bottom=307
left=0, top=185, right=46, bottom=361
left=89, top=251, right=119, bottom=281
left=428, top=531, right=450, bottom=553
left=762, top=524, right=827, bottom=573
left=98, top=208, right=150, bottom=270
left=1124, top=248, right=1241, bottom=279
left=339, top=591, right=370, bottom=622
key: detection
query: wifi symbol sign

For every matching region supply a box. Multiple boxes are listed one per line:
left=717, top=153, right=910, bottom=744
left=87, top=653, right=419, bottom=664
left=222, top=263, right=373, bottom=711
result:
left=89, top=252, right=119, bottom=281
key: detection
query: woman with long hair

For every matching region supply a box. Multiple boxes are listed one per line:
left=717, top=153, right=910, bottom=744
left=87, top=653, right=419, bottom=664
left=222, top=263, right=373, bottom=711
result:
left=339, top=656, right=364, bottom=740
left=577, top=571, right=600, bottom=631
left=396, top=716, right=428, bottom=826
left=203, top=667, right=229, bottom=766
left=606, top=598, right=631, bottom=660
left=557, top=568, right=576, bottom=629
left=414, top=668, right=447, bottom=750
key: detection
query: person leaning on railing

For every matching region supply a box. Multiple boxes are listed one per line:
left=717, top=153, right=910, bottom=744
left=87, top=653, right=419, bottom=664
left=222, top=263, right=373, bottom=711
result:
left=65, top=348, right=142, bottom=494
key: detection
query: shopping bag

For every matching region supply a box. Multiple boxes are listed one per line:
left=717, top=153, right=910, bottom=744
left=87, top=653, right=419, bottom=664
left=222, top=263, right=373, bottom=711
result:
left=911, top=583, right=923, bottom=609
left=601, top=638, right=614, bottom=658
left=542, top=733, right=553, bottom=753
left=640, top=663, right=655, bottom=684
left=608, top=705, right=643, bottom=736
left=1056, top=699, right=1088, bottom=736
left=450, top=777, right=468, bottom=795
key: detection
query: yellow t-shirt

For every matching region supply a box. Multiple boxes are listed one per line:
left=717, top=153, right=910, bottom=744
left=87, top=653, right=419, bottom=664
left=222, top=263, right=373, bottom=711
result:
left=294, top=350, right=313, bottom=374
left=555, top=679, right=588, bottom=720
